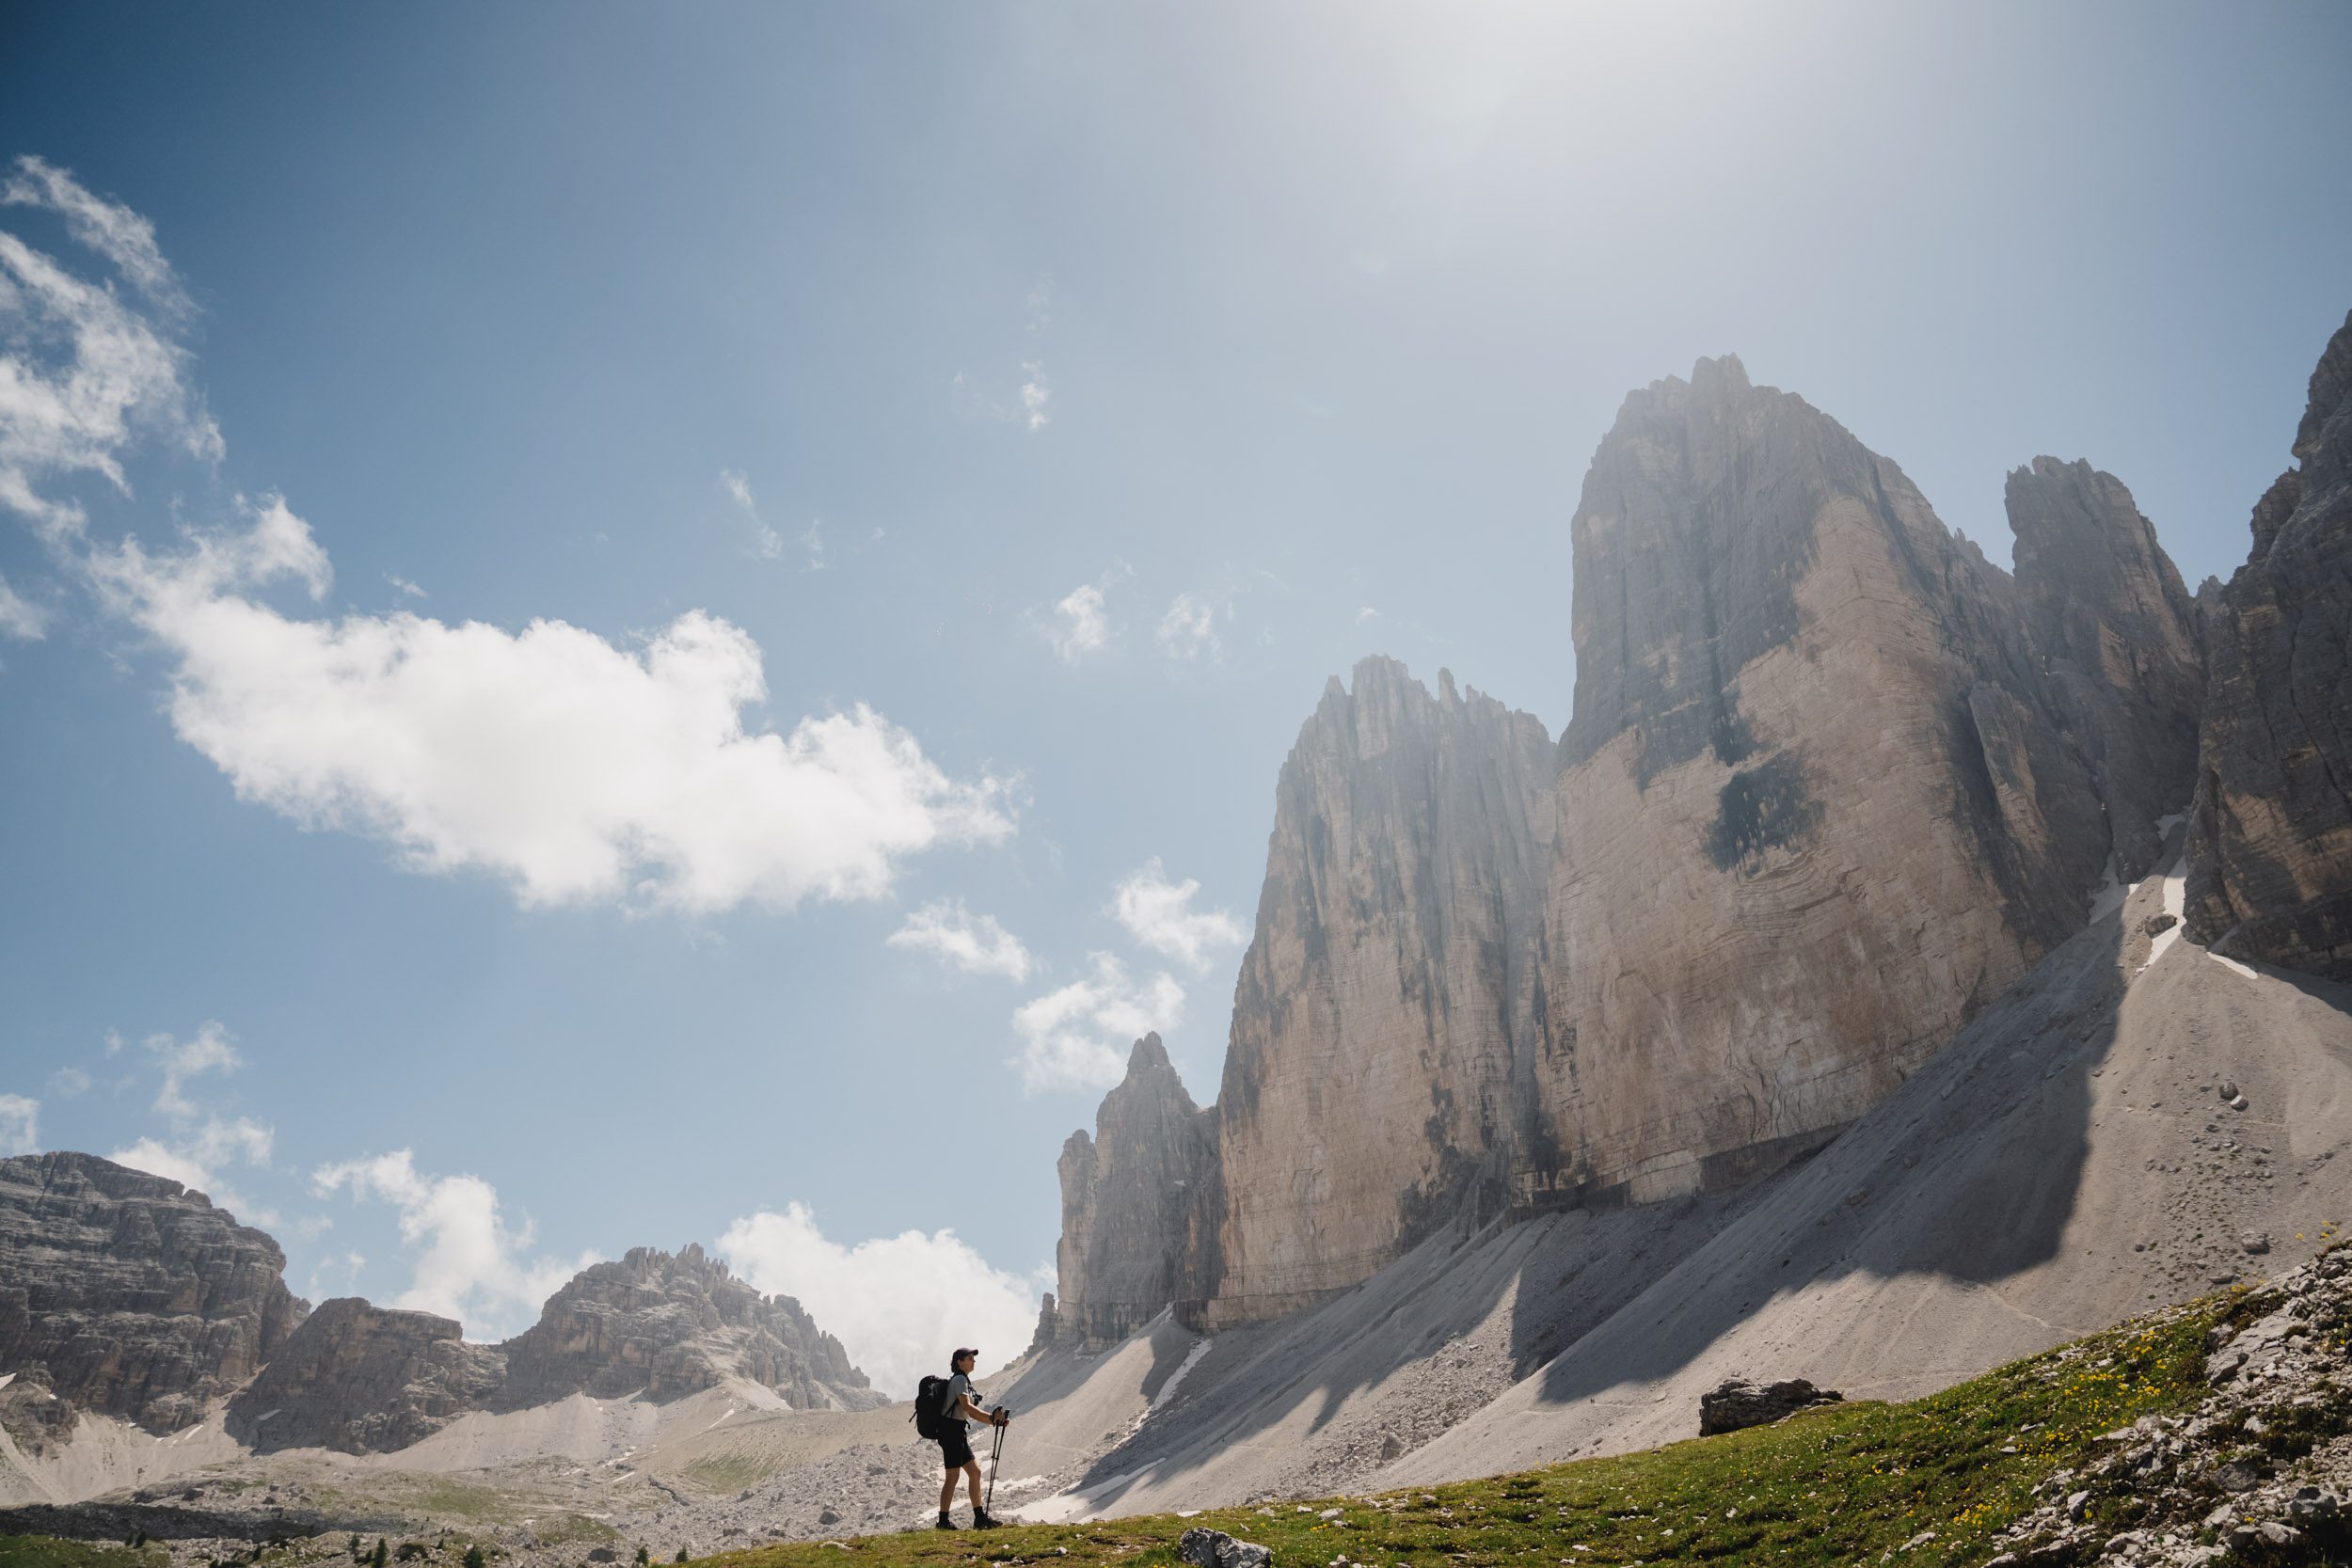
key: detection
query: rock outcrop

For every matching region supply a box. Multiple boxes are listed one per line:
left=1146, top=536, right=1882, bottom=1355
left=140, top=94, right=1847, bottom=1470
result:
left=2006, top=456, right=2206, bottom=882
left=1984, top=1245, right=2352, bottom=1567
left=226, top=1297, right=503, bottom=1453
left=1530, top=356, right=2202, bottom=1205
left=1198, top=658, right=1557, bottom=1324
left=2186, top=309, right=2352, bottom=979
left=1696, top=1376, right=1843, bottom=1436
left=1057, top=354, right=2216, bottom=1331
left=497, top=1243, right=876, bottom=1410
left=0, top=1152, right=307, bottom=1433
left=1055, top=1036, right=1216, bottom=1345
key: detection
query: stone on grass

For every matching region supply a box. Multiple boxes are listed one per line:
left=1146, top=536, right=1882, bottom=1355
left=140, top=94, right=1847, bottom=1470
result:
left=1181, top=1527, right=1272, bottom=1568
left=1696, top=1377, right=1844, bottom=1435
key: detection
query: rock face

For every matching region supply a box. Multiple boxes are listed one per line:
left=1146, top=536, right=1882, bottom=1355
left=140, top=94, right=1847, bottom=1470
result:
left=0, top=1152, right=307, bottom=1433
left=498, top=1243, right=875, bottom=1410
left=1056, top=355, right=2216, bottom=1331
left=1530, top=356, right=2202, bottom=1206
left=1199, top=658, right=1556, bottom=1324
left=226, top=1298, right=503, bottom=1453
left=2186, top=309, right=2352, bottom=979
left=1, top=1154, right=884, bottom=1457
left=2006, top=456, right=2206, bottom=883
left=1055, top=1036, right=1216, bottom=1345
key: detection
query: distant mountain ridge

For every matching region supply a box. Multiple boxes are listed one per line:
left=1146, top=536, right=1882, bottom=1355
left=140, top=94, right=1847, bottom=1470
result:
left=0, top=1151, right=880, bottom=1460
left=1052, top=310, right=2352, bottom=1341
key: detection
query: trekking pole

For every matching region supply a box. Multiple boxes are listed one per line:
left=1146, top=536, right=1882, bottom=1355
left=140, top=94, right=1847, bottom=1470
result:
left=985, top=1410, right=1008, bottom=1513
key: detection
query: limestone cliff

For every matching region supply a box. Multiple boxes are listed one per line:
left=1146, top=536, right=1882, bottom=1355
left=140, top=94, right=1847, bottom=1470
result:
left=1532, top=356, right=2203, bottom=1203
left=2006, top=456, right=2206, bottom=882
left=1196, top=658, right=1555, bottom=1323
left=0, top=1152, right=307, bottom=1434
left=1054, top=1035, right=1216, bottom=1345
left=226, top=1298, right=504, bottom=1453
left=1055, top=356, right=2215, bottom=1331
left=497, top=1243, right=877, bottom=1410
left=2186, top=309, right=2352, bottom=978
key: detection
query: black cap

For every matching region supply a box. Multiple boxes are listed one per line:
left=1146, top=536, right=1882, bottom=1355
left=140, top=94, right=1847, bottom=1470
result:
left=953, top=1347, right=978, bottom=1362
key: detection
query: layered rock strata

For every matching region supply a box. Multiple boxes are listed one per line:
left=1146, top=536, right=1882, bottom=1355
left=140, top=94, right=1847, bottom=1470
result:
left=1200, top=658, right=1557, bottom=1324
left=226, top=1297, right=503, bottom=1453
left=1055, top=1035, right=1216, bottom=1345
left=2187, top=309, right=2352, bottom=978
left=0, top=1155, right=884, bottom=1456
left=0, top=1152, right=307, bottom=1433
left=497, top=1243, right=875, bottom=1410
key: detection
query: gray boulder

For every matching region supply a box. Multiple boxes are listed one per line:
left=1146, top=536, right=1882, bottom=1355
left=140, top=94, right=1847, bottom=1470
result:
left=1697, top=1376, right=1843, bottom=1435
left=1180, top=1528, right=1272, bottom=1568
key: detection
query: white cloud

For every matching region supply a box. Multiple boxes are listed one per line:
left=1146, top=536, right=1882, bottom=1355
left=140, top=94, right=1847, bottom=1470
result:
left=1356, top=606, right=1380, bottom=623
left=1010, top=952, right=1184, bottom=1093
left=146, top=1019, right=242, bottom=1119
left=1110, top=857, right=1248, bottom=972
left=305, top=1249, right=367, bottom=1302
left=799, top=518, right=830, bottom=573
left=87, top=500, right=1015, bottom=913
left=1155, top=592, right=1226, bottom=662
left=0, top=1094, right=38, bottom=1155
left=2, top=155, right=184, bottom=310
left=0, top=574, right=46, bottom=639
left=110, top=1136, right=204, bottom=1188
left=101, top=1020, right=278, bottom=1220
left=312, top=1148, right=595, bottom=1339
left=1019, top=361, right=1051, bottom=432
left=108, top=1117, right=275, bottom=1223
left=720, top=1202, right=1049, bottom=1398
left=1050, top=583, right=1109, bottom=662
left=46, top=1066, right=91, bottom=1097
left=720, top=467, right=787, bottom=562
left=1045, top=564, right=1133, bottom=665
left=0, top=156, right=219, bottom=535
left=386, top=574, right=426, bottom=600
left=720, top=467, right=755, bottom=514
left=887, top=897, right=1032, bottom=981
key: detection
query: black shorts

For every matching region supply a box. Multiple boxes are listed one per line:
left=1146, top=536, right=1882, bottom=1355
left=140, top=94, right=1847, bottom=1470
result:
left=940, top=1426, right=975, bottom=1469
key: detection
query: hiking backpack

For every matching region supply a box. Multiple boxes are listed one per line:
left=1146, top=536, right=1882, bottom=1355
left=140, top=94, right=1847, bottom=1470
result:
left=913, top=1373, right=951, bottom=1439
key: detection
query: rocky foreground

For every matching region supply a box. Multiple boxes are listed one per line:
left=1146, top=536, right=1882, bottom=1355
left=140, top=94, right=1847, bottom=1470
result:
left=1986, top=1245, right=2352, bottom=1566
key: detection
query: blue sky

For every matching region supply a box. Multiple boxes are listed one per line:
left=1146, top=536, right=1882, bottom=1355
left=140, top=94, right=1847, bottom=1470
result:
left=1, top=2, right=2346, bottom=1395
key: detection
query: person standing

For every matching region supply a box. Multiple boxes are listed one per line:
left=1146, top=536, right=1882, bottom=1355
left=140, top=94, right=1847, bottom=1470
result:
left=934, top=1347, right=1008, bottom=1529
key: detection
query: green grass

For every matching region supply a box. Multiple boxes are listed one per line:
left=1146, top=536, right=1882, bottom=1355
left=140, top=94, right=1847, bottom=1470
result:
left=0, top=1540, right=167, bottom=1568
left=396, top=1481, right=517, bottom=1526
left=683, top=1455, right=784, bottom=1495
left=699, top=1295, right=2226, bottom=1568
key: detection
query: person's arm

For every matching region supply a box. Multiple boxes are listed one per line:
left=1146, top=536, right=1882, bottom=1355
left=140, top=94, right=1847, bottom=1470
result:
left=955, top=1392, right=1008, bottom=1425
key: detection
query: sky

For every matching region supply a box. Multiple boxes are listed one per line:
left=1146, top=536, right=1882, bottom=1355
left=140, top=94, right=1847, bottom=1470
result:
left=1, top=2, right=2347, bottom=1398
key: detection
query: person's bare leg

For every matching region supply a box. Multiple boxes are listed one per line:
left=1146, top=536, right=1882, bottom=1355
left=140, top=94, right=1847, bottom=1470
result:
left=964, top=1462, right=984, bottom=1513
left=940, top=1469, right=957, bottom=1514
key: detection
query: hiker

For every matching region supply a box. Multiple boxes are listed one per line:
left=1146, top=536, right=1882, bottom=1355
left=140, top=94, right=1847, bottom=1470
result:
left=930, top=1346, right=1009, bottom=1529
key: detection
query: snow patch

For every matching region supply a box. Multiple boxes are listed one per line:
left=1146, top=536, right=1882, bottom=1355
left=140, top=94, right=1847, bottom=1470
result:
left=2207, top=950, right=2259, bottom=980
left=1149, top=1339, right=1213, bottom=1414
left=2137, top=854, right=2188, bottom=974
left=2087, top=853, right=2127, bottom=924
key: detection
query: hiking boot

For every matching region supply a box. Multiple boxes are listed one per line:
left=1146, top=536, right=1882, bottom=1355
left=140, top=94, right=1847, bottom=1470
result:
left=933, top=1515, right=958, bottom=1531
left=973, top=1512, right=1004, bottom=1529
